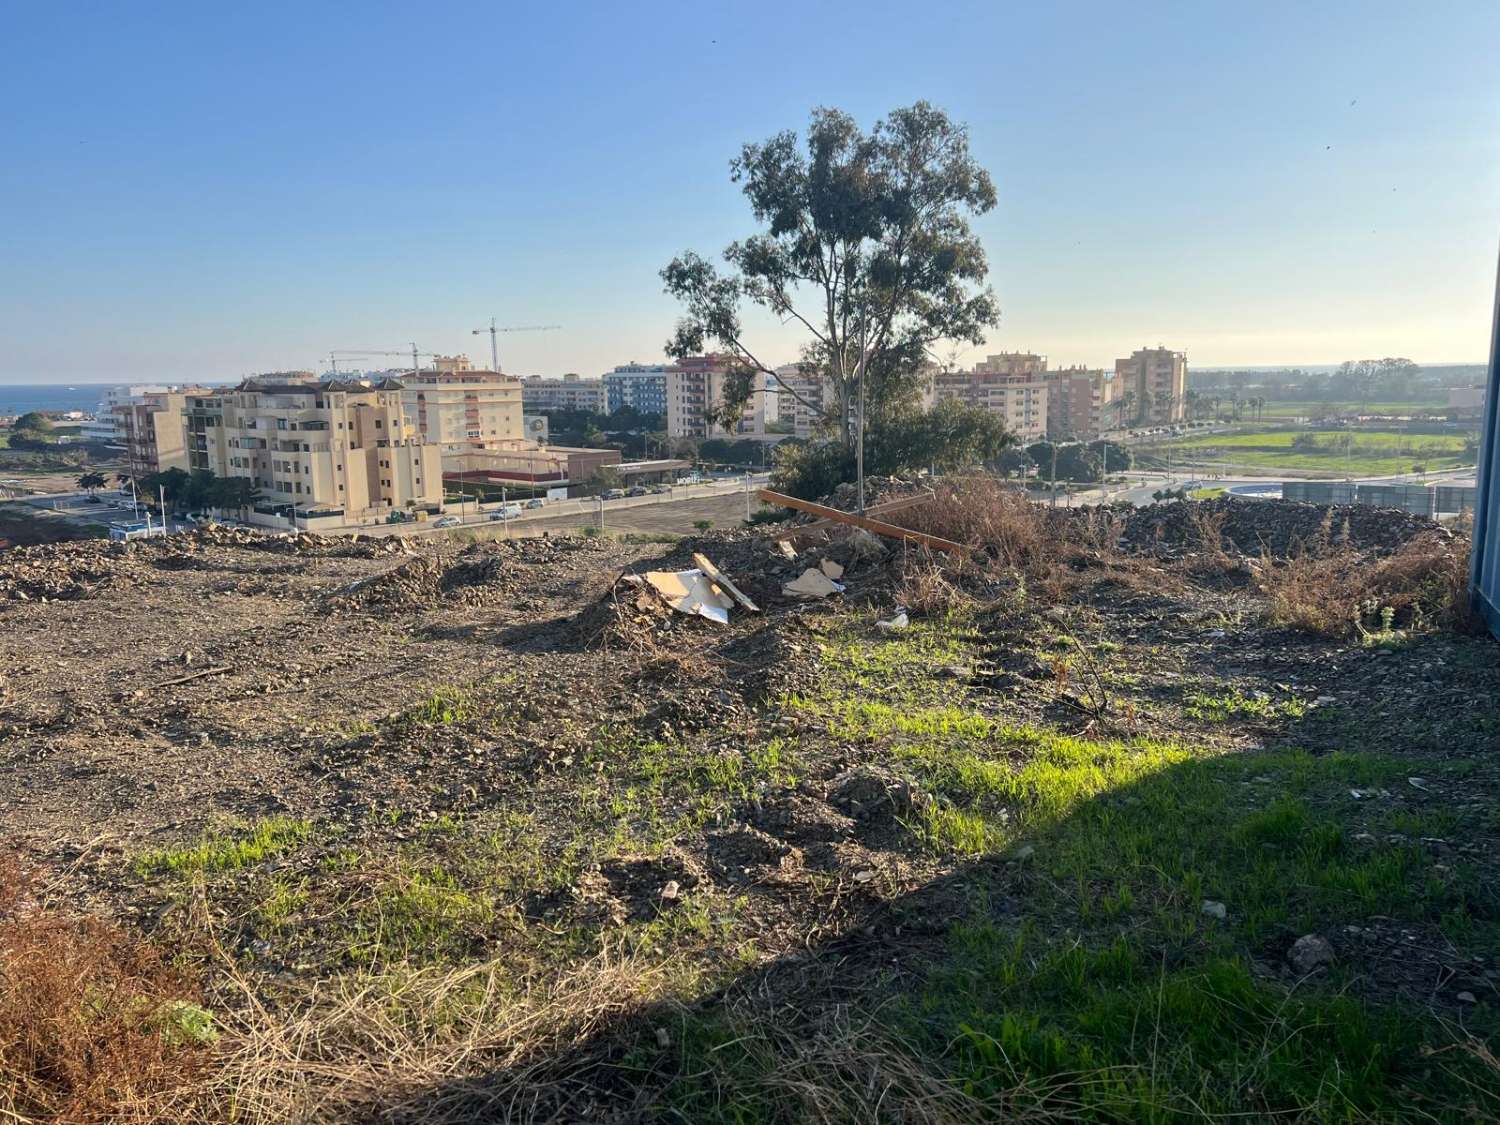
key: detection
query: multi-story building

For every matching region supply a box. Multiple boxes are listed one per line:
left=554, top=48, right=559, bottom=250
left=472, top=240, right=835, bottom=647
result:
left=665, top=355, right=766, bottom=439
left=521, top=373, right=606, bottom=414
left=603, top=363, right=669, bottom=416
left=183, top=377, right=443, bottom=528
left=82, top=384, right=176, bottom=445
left=932, top=354, right=1050, bottom=442
left=774, top=363, right=831, bottom=439
left=118, top=389, right=213, bottom=476
left=1042, top=366, right=1117, bottom=439
left=399, top=368, right=524, bottom=448
left=1114, top=347, right=1187, bottom=425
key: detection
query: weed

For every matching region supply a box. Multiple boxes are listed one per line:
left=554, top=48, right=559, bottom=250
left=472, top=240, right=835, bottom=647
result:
left=135, top=816, right=312, bottom=877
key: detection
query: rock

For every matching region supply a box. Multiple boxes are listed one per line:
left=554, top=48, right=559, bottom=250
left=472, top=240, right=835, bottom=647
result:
left=1201, top=899, right=1227, bottom=920
left=1456, top=991, right=1477, bottom=1004
left=828, top=766, right=925, bottom=819
left=1288, top=934, right=1335, bottom=974
left=660, top=879, right=680, bottom=902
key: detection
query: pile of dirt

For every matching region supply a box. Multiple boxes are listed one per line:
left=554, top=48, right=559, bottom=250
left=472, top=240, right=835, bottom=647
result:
left=329, top=557, right=445, bottom=610
left=1113, top=497, right=1444, bottom=558
left=177, top=525, right=410, bottom=559
left=0, top=540, right=139, bottom=603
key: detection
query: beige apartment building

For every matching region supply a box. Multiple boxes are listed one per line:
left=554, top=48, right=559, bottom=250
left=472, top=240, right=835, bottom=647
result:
left=1115, top=347, right=1187, bottom=425
left=184, top=377, right=443, bottom=528
left=665, top=355, right=764, bottom=439
left=400, top=367, right=524, bottom=448
left=932, top=353, right=1050, bottom=442
left=117, top=388, right=214, bottom=477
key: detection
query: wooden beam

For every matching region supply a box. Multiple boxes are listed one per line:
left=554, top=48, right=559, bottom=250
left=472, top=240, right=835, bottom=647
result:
left=756, top=489, right=968, bottom=556
left=781, top=490, right=935, bottom=539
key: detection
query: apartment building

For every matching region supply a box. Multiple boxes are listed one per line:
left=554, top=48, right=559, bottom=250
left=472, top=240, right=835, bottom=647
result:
left=1042, top=366, right=1117, bottom=439
left=400, top=368, right=524, bottom=448
left=665, top=355, right=765, bottom=439
left=603, top=363, right=669, bottom=416
left=932, top=354, right=1050, bottom=442
left=774, top=363, right=832, bottom=439
left=117, top=388, right=213, bottom=476
left=183, top=377, right=443, bottom=527
left=82, top=384, right=178, bottom=445
left=1115, top=347, right=1187, bottom=425
left=521, top=373, right=606, bottom=414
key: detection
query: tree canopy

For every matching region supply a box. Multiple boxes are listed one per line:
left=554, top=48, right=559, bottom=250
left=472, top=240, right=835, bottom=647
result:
left=662, top=102, right=1000, bottom=449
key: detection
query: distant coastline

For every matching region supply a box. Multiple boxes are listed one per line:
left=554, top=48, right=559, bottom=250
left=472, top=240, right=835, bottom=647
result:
left=0, top=384, right=117, bottom=416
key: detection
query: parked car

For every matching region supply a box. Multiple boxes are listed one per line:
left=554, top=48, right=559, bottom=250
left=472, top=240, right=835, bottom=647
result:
left=625, top=485, right=648, bottom=497
left=433, top=516, right=461, bottom=528
left=647, top=484, right=669, bottom=495
left=601, top=488, right=624, bottom=500
left=488, top=505, right=522, bottom=521
left=524, top=498, right=545, bottom=509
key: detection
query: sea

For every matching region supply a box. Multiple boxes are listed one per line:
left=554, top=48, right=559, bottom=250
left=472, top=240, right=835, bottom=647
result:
left=0, top=383, right=120, bottom=416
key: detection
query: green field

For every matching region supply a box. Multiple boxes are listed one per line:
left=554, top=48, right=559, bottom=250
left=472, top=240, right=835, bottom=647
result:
left=1250, top=401, right=1446, bottom=420
left=1150, top=429, right=1475, bottom=476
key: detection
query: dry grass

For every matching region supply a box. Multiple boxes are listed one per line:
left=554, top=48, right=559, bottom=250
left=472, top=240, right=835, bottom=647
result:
left=900, top=477, right=1053, bottom=570
left=203, top=938, right=687, bottom=1123
left=0, top=854, right=213, bottom=1123
left=1257, top=530, right=1478, bottom=638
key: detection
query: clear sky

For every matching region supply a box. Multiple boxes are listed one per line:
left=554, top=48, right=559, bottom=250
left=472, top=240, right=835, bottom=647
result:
left=2, top=0, right=1496, bottom=384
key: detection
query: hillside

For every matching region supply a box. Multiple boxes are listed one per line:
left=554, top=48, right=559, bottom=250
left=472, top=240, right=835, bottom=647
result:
left=1, top=487, right=1497, bottom=1122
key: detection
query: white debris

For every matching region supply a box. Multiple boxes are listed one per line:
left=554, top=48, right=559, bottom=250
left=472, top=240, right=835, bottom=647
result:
left=783, top=567, right=845, bottom=599
left=876, top=610, right=909, bottom=633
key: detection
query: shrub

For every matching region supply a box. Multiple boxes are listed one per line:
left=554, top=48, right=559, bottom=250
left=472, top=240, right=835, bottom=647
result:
left=0, top=853, right=213, bottom=1120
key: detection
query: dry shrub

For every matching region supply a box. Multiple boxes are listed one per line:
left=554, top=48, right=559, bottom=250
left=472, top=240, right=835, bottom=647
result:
left=1258, top=530, right=1478, bottom=638
left=1188, top=505, right=1233, bottom=569
left=0, top=854, right=212, bottom=1123
left=899, top=477, right=1051, bottom=570
left=893, top=557, right=975, bottom=616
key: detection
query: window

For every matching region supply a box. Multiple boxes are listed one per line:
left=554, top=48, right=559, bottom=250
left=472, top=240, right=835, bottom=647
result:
left=276, top=418, right=287, bottom=430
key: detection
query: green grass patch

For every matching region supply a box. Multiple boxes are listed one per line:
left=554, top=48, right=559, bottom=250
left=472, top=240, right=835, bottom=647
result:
left=135, top=816, right=312, bottom=877
left=1182, top=687, right=1306, bottom=723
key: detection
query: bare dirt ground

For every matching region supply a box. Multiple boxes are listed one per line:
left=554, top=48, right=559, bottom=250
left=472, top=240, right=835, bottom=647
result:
left=2, top=492, right=1497, bottom=1121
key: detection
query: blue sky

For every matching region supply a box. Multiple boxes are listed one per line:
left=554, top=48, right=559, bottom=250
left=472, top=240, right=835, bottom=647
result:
left=2, top=0, right=1496, bottom=384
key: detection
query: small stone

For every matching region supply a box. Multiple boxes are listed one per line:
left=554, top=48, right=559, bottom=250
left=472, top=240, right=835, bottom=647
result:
left=1201, top=900, right=1227, bottom=920
left=1456, top=991, right=1477, bottom=1004
left=853, top=869, right=876, bottom=883
left=660, top=880, right=680, bottom=901
left=655, top=1026, right=671, bottom=1047
left=1289, top=934, right=1335, bottom=974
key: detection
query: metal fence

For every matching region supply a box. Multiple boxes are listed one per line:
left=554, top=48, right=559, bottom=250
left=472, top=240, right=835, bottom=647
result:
left=1472, top=251, right=1500, bottom=639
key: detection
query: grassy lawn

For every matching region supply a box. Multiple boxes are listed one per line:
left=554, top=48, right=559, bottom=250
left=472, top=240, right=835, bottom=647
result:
left=1251, top=400, right=1447, bottom=420
left=1150, top=428, right=1474, bottom=476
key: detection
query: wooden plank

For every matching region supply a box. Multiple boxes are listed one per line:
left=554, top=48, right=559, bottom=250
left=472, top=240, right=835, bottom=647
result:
left=781, top=490, right=934, bottom=538
left=756, top=489, right=968, bottom=556
left=692, top=552, right=760, bottom=613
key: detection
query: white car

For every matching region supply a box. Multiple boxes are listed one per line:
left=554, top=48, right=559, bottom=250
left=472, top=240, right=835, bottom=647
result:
left=433, top=516, right=461, bottom=528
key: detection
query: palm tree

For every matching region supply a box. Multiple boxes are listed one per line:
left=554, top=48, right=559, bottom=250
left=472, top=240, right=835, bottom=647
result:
left=76, top=471, right=107, bottom=499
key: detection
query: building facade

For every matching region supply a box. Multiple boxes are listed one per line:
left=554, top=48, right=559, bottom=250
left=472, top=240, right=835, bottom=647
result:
left=1042, top=366, right=1117, bottom=439
left=182, top=377, right=443, bottom=527
left=932, top=354, right=1050, bottom=442
left=603, top=363, right=669, bottom=416
left=521, top=374, right=606, bottom=414
left=117, top=389, right=210, bottom=476
left=399, top=368, right=524, bottom=448
left=1114, top=347, right=1187, bottom=425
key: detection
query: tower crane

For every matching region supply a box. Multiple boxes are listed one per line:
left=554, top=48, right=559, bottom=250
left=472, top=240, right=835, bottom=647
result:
left=329, top=345, right=441, bottom=377
left=471, top=319, right=561, bottom=373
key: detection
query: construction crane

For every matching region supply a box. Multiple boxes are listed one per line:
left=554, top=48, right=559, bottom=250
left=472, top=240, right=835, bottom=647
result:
left=471, top=318, right=561, bottom=373
left=329, top=345, right=441, bottom=377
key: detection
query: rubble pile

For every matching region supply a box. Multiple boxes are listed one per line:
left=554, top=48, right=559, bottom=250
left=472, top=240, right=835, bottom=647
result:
left=0, top=541, right=134, bottom=603
left=178, top=525, right=410, bottom=559
left=1112, top=497, right=1446, bottom=558
left=330, top=557, right=446, bottom=610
